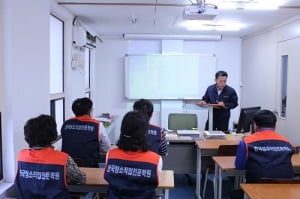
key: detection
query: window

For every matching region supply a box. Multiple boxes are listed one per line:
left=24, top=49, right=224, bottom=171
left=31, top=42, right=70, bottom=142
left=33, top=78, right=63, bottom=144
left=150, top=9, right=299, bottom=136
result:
left=50, top=15, right=65, bottom=134
left=85, top=48, right=91, bottom=97
left=280, top=55, right=288, bottom=118
left=50, top=98, right=64, bottom=138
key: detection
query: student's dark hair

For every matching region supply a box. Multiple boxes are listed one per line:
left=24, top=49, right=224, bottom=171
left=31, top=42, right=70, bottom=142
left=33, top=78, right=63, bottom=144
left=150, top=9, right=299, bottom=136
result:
left=117, top=111, right=149, bottom=152
left=253, top=109, right=277, bottom=128
left=215, top=70, right=228, bottom=79
left=72, top=97, right=93, bottom=116
left=24, top=114, right=58, bottom=148
left=133, top=99, right=153, bottom=119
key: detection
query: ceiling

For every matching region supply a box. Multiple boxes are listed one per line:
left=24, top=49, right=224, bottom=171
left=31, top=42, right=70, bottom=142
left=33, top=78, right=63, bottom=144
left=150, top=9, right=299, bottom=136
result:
left=56, top=0, right=300, bottom=39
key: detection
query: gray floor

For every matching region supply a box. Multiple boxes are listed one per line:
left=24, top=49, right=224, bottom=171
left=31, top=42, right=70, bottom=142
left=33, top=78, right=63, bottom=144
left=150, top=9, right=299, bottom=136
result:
left=168, top=174, right=235, bottom=199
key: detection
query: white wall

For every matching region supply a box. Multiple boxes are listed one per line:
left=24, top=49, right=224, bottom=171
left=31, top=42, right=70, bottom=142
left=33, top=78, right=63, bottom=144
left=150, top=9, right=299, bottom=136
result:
left=0, top=1, right=3, bottom=109
left=0, top=0, right=88, bottom=189
left=241, top=15, right=300, bottom=144
left=95, top=38, right=241, bottom=143
left=1, top=0, right=51, bottom=183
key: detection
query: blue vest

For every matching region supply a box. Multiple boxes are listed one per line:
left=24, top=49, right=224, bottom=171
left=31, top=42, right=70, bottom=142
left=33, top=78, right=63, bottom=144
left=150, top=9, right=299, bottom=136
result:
left=61, top=116, right=100, bottom=167
left=15, top=148, right=69, bottom=199
left=147, top=124, right=162, bottom=154
left=104, top=148, right=160, bottom=199
left=244, top=130, right=295, bottom=183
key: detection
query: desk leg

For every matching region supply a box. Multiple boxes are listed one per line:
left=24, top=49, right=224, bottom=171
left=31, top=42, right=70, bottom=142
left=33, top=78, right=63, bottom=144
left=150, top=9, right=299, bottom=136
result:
left=196, top=148, right=202, bottom=199
left=234, top=176, right=245, bottom=190
left=213, top=163, right=219, bottom=199
left=218, top=167, right=222, bottom=199
left=214, top=163, right=222, bottom=199
left=164, top=189, right=169, bottom=199
left=208, top=107, right=213, bottom=131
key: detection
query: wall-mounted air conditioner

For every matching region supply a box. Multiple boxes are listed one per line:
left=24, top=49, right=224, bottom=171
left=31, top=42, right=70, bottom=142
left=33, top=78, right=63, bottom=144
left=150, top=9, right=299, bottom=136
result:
left=73, top=26, right=97, bottom=49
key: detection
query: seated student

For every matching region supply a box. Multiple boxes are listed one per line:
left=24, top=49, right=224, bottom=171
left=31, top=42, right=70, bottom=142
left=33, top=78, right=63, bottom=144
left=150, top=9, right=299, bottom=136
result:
left=61, top=97, right=111, bottom=168
left=15, top=114, right=85, bottom=199
left=104, top=111, right=162, bottom=199
left=232, top=110, right=295, bottom=199
left=133, top=99, right=168, bottom=156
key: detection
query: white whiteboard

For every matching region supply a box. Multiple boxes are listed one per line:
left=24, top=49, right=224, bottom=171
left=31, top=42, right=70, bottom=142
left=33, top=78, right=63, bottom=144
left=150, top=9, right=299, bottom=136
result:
left=125, top=54, right=216, bottom=99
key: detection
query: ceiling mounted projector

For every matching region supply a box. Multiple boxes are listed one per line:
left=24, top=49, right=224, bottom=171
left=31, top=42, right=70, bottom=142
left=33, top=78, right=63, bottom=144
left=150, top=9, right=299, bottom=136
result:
left=184, top=0, right=218, bottom=20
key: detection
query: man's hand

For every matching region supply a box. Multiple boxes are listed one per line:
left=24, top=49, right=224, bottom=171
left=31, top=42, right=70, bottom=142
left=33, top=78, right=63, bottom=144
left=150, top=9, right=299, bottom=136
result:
left=217, top=101, right=227, bottom=109
left=196, top=101, right=207, bottom=105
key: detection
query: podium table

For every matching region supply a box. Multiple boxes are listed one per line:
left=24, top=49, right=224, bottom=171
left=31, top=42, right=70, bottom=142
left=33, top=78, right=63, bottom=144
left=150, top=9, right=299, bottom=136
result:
left=196, top=103, right=225, bottom=131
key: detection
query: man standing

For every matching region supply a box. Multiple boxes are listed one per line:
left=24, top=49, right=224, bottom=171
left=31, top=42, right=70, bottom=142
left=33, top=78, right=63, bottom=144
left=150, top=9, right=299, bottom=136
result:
left=197, top=70, right=238, bottom=131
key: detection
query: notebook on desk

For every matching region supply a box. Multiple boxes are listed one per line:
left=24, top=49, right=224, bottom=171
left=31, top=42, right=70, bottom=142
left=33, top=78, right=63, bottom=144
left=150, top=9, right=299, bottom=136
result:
left=177, top=130, right=200, bottom=135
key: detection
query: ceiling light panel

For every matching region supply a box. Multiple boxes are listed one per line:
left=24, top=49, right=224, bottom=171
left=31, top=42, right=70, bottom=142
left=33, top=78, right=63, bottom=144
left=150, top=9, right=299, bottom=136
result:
left=181, top=20, right=243, bottom=31
left=207, top=0, right=285, bottom=9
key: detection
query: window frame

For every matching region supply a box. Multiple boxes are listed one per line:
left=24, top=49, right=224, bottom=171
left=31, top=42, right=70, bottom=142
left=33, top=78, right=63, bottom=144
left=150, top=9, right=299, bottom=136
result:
left=50, top=14, right=65, bottom=137
left=85, top=48, right=91, bottom=98
left=280, top=55, right=288, bottom=118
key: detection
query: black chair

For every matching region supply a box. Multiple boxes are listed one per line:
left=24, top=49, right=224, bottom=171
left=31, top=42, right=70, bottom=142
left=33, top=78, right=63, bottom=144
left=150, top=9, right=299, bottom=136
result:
left=259, top=178, right=300, bottom=184
left=295, top=145, right=300, bottom=154
left=202, top=144, right=238, bottom=198
left=73, top=157, right=84, bottom=167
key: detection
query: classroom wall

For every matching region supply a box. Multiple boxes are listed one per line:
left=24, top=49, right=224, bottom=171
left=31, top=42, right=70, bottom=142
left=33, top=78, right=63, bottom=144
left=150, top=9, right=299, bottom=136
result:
left=95, top=38, right=241, bottom=143
left=0, top=1, right=3, bottom=109
left=0, top=0, right=89, bottom=189
left=241, top=14, right=300, bottom=144
left=1, top=0, right=52, bottom=183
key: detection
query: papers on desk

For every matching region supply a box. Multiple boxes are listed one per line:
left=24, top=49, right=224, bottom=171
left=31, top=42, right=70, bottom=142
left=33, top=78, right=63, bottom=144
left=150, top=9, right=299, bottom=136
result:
left=203, top=131, right=226, bottom=139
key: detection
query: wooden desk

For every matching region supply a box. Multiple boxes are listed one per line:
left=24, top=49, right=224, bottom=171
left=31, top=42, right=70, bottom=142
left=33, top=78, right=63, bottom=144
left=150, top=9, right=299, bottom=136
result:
left=195, top=134, right=246, bottom=199
left=213, top=154, right=300, bottom=199
left=241, top=184, right=300, bottom=199
left=68, top=168, right=174, bottom=199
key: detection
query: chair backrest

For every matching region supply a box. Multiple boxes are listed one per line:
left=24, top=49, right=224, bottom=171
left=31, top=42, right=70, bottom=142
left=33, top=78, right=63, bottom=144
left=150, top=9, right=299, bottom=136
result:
left=259, top=178, right=300, bottom=184
left=295, top=145, right=300, bottom=154
left=168, top=113, right=198, bottom=130
left=217, top=145, right=238, bottom=156
left=73, top=158, right=85, bottom=167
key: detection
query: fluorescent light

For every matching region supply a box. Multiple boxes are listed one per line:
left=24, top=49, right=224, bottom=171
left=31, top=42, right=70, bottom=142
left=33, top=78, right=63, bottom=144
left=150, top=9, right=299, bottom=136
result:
left=123, top=33, right=222, bottom=41
left=190, top=0, right=198, bottom=4
left=181, top=20, right=243, bottom=31
left=187, top=25, right=241, bottom=31
left=207, top=0, right=282, bottom=10
left=243, top=4, right=278, bottom=10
